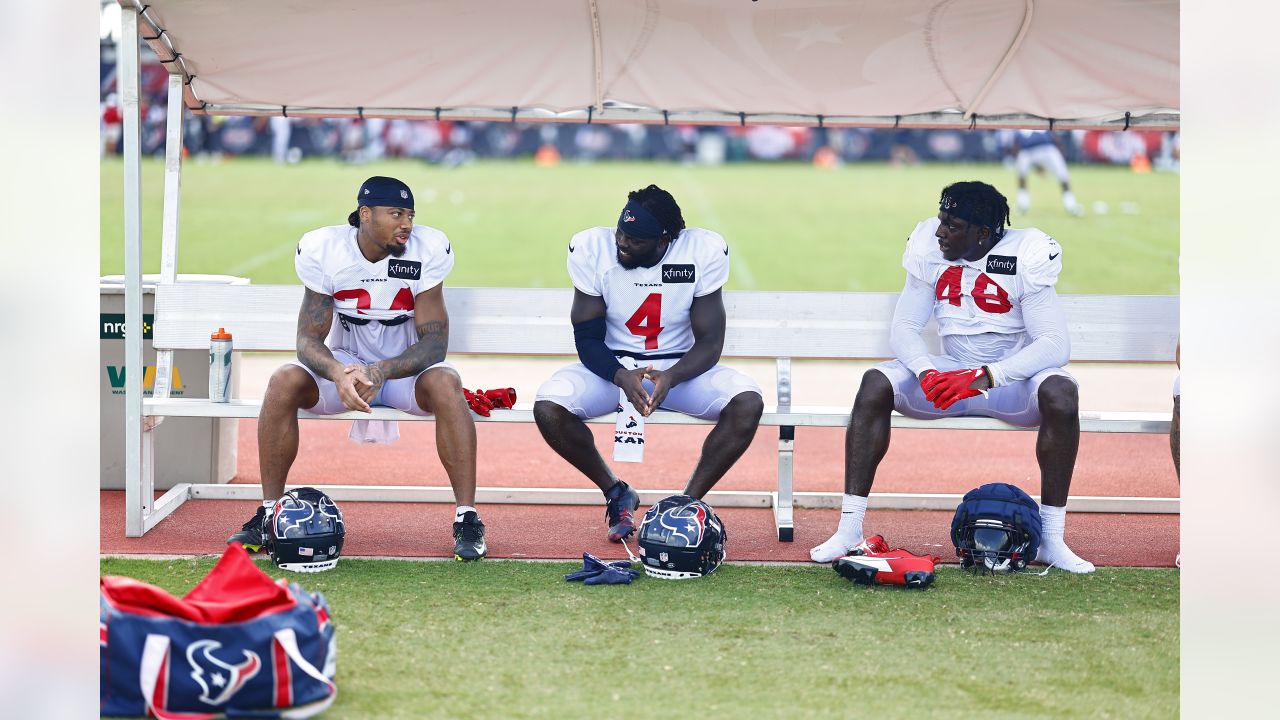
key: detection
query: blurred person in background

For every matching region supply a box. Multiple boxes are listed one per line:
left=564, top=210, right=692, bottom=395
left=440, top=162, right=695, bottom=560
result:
left=1010, top=129, right=1084, bottom=216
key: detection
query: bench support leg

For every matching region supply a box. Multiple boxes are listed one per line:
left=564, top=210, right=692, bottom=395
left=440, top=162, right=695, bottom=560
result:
left=774, top=425, right=795, bottom=541
left=143, top=484, right=193, bottom=534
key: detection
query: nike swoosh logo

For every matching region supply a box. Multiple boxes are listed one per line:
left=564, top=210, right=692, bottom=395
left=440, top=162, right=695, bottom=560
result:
left=723, top=247, right=729, bottom=255
left=445, top=244, right=451, bottom=254
left=568, top=244, right=575, bottom=252
left=1049, top=253, right=1059, bottom=260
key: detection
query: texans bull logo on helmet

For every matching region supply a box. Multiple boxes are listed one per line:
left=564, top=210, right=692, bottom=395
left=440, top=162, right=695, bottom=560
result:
left=269, top=487, right=346, bottom=573
left=637, top=495, right=727, bottom=580
left=652, top=501, right=711, bottom=548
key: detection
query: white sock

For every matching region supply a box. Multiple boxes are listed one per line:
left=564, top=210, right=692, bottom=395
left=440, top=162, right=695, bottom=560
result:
left=810, top=494, right=868, bottom=563
left=261, top=499, right=275, bottom=511
left=1016, top=188, right=1031, bottom=212
left=1062, top=190, right=1081, bottom=212
left=1035, top=504, right=1095, bottom=573
left=455, top=505, right=477, bottom=522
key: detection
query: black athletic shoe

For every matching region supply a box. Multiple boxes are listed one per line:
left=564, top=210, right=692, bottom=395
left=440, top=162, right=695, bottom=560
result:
left=604, top=480, right=640, bottom=543
left=227, top=505, right=268, bottom=552
left=453, top=511, right=487, bottom=561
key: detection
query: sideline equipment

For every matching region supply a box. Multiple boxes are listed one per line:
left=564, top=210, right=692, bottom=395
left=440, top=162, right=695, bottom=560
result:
left=951, top=482, right=1042, bottom=574
left=637, top=494, right=726, bottom=579
left=268, top=487, right=346, bottom=573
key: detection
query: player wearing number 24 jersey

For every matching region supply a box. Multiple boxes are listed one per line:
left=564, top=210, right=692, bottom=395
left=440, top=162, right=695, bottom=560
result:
left=533, top=185, right=763, bottom=542
left=227, top=176, right=487, bottom=562
left=810, top=181, right=1095, bottom=574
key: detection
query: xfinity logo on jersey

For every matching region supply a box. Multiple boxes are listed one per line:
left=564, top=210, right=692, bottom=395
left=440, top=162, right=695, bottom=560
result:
left=388, top=259, right=422, bottom=280
left=986, top=255, right=1018, bottom=275
left=661, top=264, right=696, bottom=283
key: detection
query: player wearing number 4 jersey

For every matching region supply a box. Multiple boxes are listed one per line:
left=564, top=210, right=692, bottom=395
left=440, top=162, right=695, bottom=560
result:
left=533, top=185, right=764, bottom=542
left=811, top=181, right=1095, bottom=573
left=227, top=176, right=487, bottom=561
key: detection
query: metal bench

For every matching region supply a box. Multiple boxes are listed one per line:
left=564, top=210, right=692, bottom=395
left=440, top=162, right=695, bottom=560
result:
left=127, top=283, right=1178, bottom=539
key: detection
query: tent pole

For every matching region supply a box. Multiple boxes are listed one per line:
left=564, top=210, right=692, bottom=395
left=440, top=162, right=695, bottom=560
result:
left=150, top=74, right=185, bottom=405
left=160, top=73, right=183, bottom=285
left=120, top=3, right=145, bottom=536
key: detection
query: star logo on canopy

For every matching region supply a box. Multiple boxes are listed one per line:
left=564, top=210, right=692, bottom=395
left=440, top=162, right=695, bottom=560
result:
left=782, top=22, right=848, bottom=50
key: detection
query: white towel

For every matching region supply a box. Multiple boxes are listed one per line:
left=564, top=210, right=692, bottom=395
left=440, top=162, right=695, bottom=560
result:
left=349, top=419, right=400, bottom=445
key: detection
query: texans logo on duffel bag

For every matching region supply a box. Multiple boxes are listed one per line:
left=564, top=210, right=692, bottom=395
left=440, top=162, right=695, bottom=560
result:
left=186, top=640, right=261, bottom=706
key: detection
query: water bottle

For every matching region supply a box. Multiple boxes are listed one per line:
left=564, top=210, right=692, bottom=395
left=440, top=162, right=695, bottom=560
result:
left=209, top=327, right=233, bottom=402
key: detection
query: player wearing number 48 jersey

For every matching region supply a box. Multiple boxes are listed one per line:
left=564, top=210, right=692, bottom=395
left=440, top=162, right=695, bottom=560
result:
left=810, top=180, right=1095, bottom=573
left=534, top=185, right=764, bottom=542
left=227, top=176, right=487, bottom=562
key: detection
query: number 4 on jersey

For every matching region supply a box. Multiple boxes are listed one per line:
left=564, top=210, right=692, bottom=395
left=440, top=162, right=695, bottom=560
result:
left=625, top=293, right=664, bottom=350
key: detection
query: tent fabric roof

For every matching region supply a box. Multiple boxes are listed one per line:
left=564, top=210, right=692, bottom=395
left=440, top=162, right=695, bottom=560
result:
left=127, top=0, right=1179, bottom=130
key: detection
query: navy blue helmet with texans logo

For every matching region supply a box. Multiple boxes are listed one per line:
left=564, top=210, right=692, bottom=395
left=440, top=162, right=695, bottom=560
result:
left=268, top=487, right=345, bottom=573
left=637, top=494, right=726, bottom=579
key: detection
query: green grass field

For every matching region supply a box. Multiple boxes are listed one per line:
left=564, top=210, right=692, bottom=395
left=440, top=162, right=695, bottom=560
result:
left=101, top=557, right=1178, bottom=720
left=100, top=158, right=1178, bottom=294
left=100, top=157, right=1179, bottom=717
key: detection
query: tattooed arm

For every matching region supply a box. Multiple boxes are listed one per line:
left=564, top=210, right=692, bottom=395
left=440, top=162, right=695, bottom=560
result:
left=296, top=288, right=341, bottom=380
left=363, top=283, right=450, bottom=389
left=297, top=288, right=371, bottom=412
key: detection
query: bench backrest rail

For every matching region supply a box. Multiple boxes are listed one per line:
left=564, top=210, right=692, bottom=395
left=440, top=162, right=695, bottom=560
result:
left=153, top=284, right=1179, bottom=362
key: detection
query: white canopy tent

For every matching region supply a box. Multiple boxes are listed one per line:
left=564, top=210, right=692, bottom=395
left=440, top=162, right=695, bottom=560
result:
left=127, top=0, right=1178, bottom=129
left=114, top=0, right=1179, bottom=534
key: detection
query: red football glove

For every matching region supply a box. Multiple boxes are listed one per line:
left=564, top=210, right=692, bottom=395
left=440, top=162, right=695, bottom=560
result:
left=923, top=367, right=987, bottom=410
left=919, top=369, right=941, bottom=396
left=462, top=388, right=494, bottom=417
left=482, top=387, right=517, bottom=410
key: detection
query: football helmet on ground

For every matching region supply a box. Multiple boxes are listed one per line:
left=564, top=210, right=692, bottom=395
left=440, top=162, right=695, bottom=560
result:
left=950, top=482, right=1041, bottom=574
left=268, top=487, right=346, bottom=573
left=637, top=494, right=726, bottom=580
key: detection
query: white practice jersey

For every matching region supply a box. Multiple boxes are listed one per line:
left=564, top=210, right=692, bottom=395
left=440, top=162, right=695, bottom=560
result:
left=295, top=223, right=454, bottom=362
left=567, top=226, right=729, bottom=357
left=902, top=217, right=1062, bottom=363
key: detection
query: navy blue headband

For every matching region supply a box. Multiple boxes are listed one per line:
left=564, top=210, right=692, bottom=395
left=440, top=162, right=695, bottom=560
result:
left=357, top=176, right=414, bottom=210
left=939, top=193, right=984, bottom=227
left=617, top=200, right=665, bottom=240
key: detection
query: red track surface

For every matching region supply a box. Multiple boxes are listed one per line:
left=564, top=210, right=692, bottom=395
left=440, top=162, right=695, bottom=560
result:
left=101, top=419, right=1180, bottom=567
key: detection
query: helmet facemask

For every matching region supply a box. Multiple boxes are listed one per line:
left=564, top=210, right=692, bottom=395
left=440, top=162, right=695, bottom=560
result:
left=958, top=519, right=1031, bottom=574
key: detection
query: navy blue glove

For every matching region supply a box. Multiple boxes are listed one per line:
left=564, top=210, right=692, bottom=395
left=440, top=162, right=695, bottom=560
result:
left=565, top=553, right=638, bottom=582
left=564, top=552, right=610, bottom=582
left=583, top=564, right=640, bottom=585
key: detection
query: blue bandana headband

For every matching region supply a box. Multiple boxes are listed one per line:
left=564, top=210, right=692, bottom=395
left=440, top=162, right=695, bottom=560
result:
left=617, top=200, right=665, bottom=240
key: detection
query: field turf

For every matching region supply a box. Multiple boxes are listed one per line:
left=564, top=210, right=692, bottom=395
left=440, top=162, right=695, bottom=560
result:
left=101, top=557, right=1178, bottom=719
left=100, top=158, right=1178, bottom=294
left=99, top=157, right=1179, bottom=717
